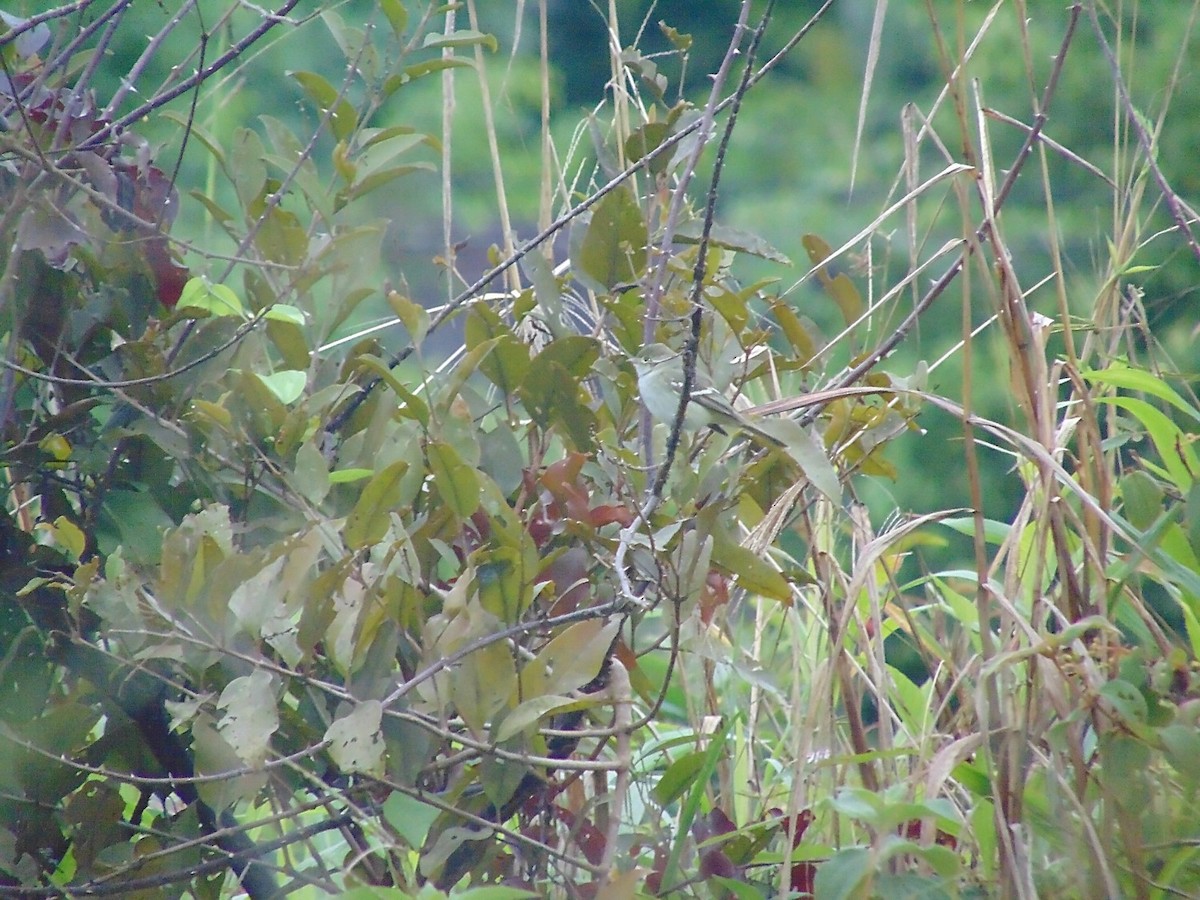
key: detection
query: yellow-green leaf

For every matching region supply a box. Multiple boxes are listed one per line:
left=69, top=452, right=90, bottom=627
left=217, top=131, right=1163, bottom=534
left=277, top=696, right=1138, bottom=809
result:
left=422, top=29, right=498, bottom=52
left=516, top=618, right=619, bottom=700
left=289, top=70, right=357, bottom=141
left=345, top=460, right=411, bottom=548
left=710, top=529, right=791, bottom=602
left=177, top=278, right=244, bottom=318
left=379, top=0, right=408, bottom=37
left=428, top=441, right=480, bottom=519
left=451, top=641, right=516, bottom=735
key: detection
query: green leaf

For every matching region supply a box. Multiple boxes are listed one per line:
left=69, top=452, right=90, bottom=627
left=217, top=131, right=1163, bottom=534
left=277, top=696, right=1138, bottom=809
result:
left=264, top=303, right=306, bottom=326
left=624, top=121, right=673, bottom=175
left=1098, top=396, right=1198, bottom=491
left=530, top=335, right=601, bottom=378
left=1082, top=361, right=1200, bottom=424
left=711, top=877, right=767, bottom=900
left=710, top=527, right=791, bottom=602
left=229, top=127, right=267, bottom=208
left=1098, top=679, right=1148, bottom=726
left=515, top=618, right=619, bottom=700
left=255, top=370, right=306, bottom=405
left=192, top=713, right=268, bottom=811
left=388, top=291, right=430, bottom=345
left=379, top=0, right=408, bottom=38
left=652, top=749, right=707, bottom=807
left=39, top=516, right=85, bottom=561
left=422, top=29, right=498, bottom=52
left=428, top=440, right=481, bottom=519
left=1161, top=723, right=1200, bottom=782
left=870, top=872, right=954, bottom=899
left=294, top=440, right=331, bottom=504
left=382, top=792, right=440, bottom=850
left=329, top=467, right=373, bottom=484
left=828, top=787, right=883, bottom=824
left=1120, top=470, right=1164, bottom=530
left=571, top=185, right=647, bottom=293
left=289, top=70, right=357, bottom=141
left=267, top=318, right=311, bottom=370
left=176, top=278, right=245, bottom=318
left=466, top=304, right=531, bottom=394
left=453, top=888, right=539, bottom=900
left=939, top=516, right=1011, bottom=545
left=345, top=164, right=433, bottom=203
left=519, top=339, right=601, bottom=451
left=1179, top=600, right=1200, bottom=659
left=451, top=641, right=517, bottom=734
left=495, top=694, right=576, bottom=743
left=813, top=847, right=872, bottom=900
left=345, top=460, right=412, bottom=549
left=474, top=546, right=531, bottom=623
left=771, top=420, right=841, bottom=502
left=356, top=356, right=431, bottom=427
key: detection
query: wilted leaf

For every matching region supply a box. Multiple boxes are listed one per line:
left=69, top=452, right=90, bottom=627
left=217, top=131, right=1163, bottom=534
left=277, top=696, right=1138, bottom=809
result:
left=16, top=203, right=88, bottom=266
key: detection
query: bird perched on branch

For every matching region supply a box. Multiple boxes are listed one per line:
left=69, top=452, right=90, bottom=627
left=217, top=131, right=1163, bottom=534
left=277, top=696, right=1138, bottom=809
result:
left=632, top=342, right=782, bottom=446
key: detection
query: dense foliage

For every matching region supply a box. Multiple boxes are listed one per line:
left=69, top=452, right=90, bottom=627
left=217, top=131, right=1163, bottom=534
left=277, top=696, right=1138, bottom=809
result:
left=3, top=2, right=1200, bottom=898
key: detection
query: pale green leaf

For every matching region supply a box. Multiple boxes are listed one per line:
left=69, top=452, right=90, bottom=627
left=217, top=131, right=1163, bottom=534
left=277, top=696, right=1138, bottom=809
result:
left=422, top=29, right=498, bottom=52
left=176, top=278, right=245, bottom=318
left=255, top=370, right=306, bottom=404
left=264, top=304, right=306, bottom=325
left=216, top=670, right=278, bottom=766
left=495, top=694, right=575, bottom=743
left=382, top=791, right=440, bottom=850
left=325, top=700, right=385, bottom=776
